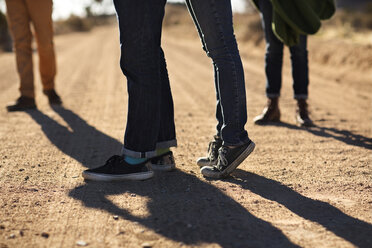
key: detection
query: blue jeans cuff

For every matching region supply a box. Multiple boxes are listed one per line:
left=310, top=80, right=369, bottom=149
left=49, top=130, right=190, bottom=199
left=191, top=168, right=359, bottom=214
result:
left=122, top=139, right=177, bottom=158
left=156, top=139, right=177, bottom=149
left=223, top=137, right=252, bottom=147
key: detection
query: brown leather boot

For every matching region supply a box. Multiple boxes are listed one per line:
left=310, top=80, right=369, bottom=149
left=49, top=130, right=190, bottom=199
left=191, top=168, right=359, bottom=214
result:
left=296, top=99, right=314, bottom=127
left=6, top=96, right=36, bottom=112
left=254, top=97, right=280, bottom=124
left=43, top=89, right=62, bottom=105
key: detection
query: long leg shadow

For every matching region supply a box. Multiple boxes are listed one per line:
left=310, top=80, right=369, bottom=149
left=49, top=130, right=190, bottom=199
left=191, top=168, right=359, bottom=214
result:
left=27, top=107, right=300, bottom=247
left=263, top=122, right=372, bottom=150
left=26, top=106, right=122, bottom=168
left=228, top=169, right=372, bottom=248
left=69, top=170, right=301, bottom=248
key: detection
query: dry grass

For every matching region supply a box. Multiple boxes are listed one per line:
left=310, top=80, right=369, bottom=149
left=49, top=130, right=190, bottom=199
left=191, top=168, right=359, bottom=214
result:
left=0, top=10, right=12, bottom=52
left=325, top=4, right=372, bottom=31
left=54, top=14, right=115, bottom=35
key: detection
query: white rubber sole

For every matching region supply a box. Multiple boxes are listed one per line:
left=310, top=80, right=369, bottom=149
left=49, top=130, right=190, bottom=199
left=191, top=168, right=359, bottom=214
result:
left=82, top=170, right=154, bottom=181
left=196, top=158, right=217, bottom=168
left=149, top=163, right=176, bottom=172
left=201, top=141, right=256, bottom=179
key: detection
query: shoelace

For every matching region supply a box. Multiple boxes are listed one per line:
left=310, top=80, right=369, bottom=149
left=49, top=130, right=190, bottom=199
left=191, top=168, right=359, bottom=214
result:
left=217, top=147, right=229, bottom=169
left=106, top=155, right=123, bottom=163
left=207, top=141, right=218, bottom=161
left=104, top=155, right=125, bottom=172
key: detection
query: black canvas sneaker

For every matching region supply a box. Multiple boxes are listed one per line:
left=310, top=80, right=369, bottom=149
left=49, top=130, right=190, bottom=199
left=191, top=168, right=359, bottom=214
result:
left=149, top=151, right=175, bottom=172
left=82, top=155, right=154, bottom=181
left=196, top=136, right=222, bottom=167
left=201, top=139, right=255, bottom=179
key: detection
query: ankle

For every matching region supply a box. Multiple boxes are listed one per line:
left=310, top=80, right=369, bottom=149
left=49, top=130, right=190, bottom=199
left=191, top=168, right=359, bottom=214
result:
left=268, top=97, right=279, bottom=107
left=156, top=148, right=170, bottom=156
left=124, top=156, right=147, bottom=165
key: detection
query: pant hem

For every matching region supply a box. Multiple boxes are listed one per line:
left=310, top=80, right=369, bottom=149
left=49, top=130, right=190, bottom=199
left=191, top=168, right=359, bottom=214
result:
left=294, top=94, right=308, bottom=100
left=122, top=139, right=177, bottom=158
left=223, top=137, right=251, bottom=147
left=156, top=139, right=177, bottom=149
left=20, top=91, right=35, bottom=98
left=266, top=93, right=280, bottom=98
left=42, top=86, right=56, bottom=92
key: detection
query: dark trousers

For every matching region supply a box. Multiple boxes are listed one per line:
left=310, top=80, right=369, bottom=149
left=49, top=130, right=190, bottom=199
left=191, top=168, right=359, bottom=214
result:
left=186, top=0, right=250, bottom=146
left=258, top=0, right=309, bottom=99
left=113, top=0, right=176, bottom=158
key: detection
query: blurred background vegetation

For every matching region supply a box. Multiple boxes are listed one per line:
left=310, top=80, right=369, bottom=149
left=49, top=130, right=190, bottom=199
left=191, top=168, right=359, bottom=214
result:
left=239, top=0, right=372, bottom=43
left=0, top=7, right=11, bottom=52
left=53, top=0, right=116, bottom=34
left=164, top=0, right=372, bottom=72
left=0, top=0, right=111, bottom=52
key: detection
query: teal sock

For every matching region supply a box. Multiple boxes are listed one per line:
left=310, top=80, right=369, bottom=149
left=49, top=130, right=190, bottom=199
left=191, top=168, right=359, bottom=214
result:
left=124, top=156, right=147, bottom=165
left=156, top=148, right=170, bottom=156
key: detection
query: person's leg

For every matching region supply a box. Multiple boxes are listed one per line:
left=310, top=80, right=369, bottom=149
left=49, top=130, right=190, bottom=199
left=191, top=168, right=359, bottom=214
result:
left=289, top=35, right=309, bottom=99
left=289, top=35, right=313, bottom=127
left=26, top=0, right=56, bottom=92
left=195, top=63, right=224, bottom=167
left=114, top=0, right=170, bottom=158
left=259, top=0, right=284, bottom=98
left=83, top=0, right=169, bottom=181
left=5, top=0, right=34, bottom=98
left=185, top=0, right=223, bottom=136
left=186, top=0, right=249, bottom=146
left=186, top=0, right=255, bottom=178
left=253, top=0, right=283, bottom=124
left=187, top=0, right=223, bottom=167
left=156, top=47, right=177, bottom=151
left=26, top=0, right=61, bottom=105
left=150, top=47, right=177, bottom=171
left=213, top=64, right=223, bottom=136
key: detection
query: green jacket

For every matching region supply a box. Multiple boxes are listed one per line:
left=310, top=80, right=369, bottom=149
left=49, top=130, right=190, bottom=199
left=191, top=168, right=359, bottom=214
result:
left=252, top=0, right=336, bottom=46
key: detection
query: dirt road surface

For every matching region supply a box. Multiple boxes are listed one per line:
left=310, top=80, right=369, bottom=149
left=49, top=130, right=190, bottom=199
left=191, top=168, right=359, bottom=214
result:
left=0, top=23, right=371, bottom=248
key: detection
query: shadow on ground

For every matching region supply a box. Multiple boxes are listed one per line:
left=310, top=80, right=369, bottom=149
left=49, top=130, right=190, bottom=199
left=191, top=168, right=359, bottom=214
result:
left=26, top=106, right=298, bottom=247
left=27, top=107, right=371, bottom=247
left=26, top=106, right=122, bottom=168
left=69, top=169, right=300, bottom=248
left=258, top=121, right=372, bottom=150
left=228, top=169, right=372, bottom=248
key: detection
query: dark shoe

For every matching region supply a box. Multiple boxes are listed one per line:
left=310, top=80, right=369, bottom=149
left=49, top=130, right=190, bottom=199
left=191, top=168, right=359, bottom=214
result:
left=82, top=155, right=154, bottom=181
left=148, top=151, right=175, bottom=172
left=296, top=99, right=314, bottom=127
left=196, top=135, right=222, bottom=167
left=253, top=97, right=280, bottom=124
left=6, top=96, right=36, bottom=112
left=201, top=139, right=255, bottom=179
left=43, top=89, right=62, bottom=105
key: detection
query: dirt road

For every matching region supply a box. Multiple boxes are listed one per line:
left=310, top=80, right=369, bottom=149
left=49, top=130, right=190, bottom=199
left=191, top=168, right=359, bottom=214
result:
left=0, top=23, right=371, bottom=248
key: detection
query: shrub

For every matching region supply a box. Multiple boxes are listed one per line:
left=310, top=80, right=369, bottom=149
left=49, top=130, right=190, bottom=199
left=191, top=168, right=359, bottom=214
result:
left=0, top=10, right=12, bottom=52
left=64, top=15, right=93, bottom=32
